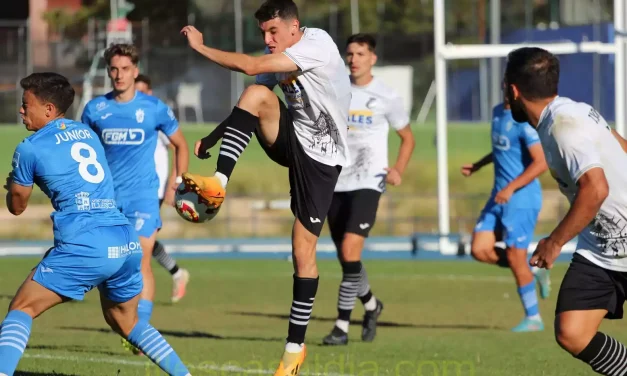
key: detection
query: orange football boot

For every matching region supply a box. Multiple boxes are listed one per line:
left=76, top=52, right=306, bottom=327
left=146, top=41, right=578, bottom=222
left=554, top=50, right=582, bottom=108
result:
left=181, top=172, right=226, bottom=209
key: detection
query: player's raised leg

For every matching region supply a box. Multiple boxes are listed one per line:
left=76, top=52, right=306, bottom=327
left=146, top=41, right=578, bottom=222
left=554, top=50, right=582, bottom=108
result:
left=183, top=84, right=280, bottom=208
left=0, top=270, right=67, bottom=374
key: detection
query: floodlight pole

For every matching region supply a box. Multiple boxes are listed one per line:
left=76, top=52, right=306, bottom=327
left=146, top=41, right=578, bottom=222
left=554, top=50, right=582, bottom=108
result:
left=490, top=0, right=501, bottom=108
left=433, top=0, right=450, bottom=251
left=615, top=0, right=626, bottom=136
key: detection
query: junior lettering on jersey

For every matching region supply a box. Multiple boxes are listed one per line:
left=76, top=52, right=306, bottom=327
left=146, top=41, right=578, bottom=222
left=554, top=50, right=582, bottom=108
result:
left=81, top=91, right=178, bottom=201
left=490, top=104, right=542, bottom=209
left=11, top=118, right=129, bottom=241
left=255, top=27, right=351, bottom=167
left=334, top=77, right=409, bottom=192
left=537, top=96, right=627, bottom=271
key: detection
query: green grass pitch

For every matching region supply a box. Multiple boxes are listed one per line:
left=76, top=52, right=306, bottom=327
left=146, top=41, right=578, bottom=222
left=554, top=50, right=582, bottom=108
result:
left=6, top=258, right=627, bottom=375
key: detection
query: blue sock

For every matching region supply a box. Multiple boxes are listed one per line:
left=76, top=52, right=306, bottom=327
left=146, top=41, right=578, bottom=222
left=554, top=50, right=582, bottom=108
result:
left=518, top=281, right=540, bottom=318
left=127, top=320, right=190, bottom=376
left=0, top=310, right=33, bottom=375
left=138, top=299, right=153, bottom=322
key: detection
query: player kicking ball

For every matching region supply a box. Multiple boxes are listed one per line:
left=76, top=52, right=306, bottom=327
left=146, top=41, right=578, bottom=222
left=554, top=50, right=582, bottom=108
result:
left=461, top=91, right=549, bottom=332
left=0, top=72, right=190, bottom=375
left=81, top=44, right=189, bottom=355
left=180, top=1, right=351, bottom=374
left=135, top=74, right=191, bottom=304
left=507, top=47, right=627, bottom=376
left=322, top=33, right=415, bottom=346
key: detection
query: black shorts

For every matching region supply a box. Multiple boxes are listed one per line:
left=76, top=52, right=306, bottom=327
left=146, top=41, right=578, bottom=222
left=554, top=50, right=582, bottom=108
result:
left=255, top=97, right=341, bottom=237
left=556, top=253, right=627, bottom=319
left=327, top=189, right=382, bottom=242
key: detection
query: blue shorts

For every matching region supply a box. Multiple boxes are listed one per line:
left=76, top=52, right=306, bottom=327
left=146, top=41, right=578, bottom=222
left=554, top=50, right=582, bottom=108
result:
left=474, top=203, right=540, bottom=250
left=118, top=199, right=161, bottom=238
left=32, top=224, right=143, bottom=303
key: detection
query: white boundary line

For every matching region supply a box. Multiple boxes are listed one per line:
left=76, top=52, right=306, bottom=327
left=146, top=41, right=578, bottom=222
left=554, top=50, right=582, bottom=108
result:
left=23, top=353, right=354, bottom=376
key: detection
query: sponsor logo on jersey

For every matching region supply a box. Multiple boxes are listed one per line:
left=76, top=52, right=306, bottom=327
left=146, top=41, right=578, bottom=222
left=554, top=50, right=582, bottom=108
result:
left=102, top=128, right=145, bottom=145
left=492, top=134, right=510, bottom=151
left=279, top=75, right=305, bottom=106
left=348, top=110, right=373, bottom=126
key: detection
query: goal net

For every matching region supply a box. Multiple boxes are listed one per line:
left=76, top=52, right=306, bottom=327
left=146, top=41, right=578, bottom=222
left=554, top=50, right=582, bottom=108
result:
left=432, top=0, right=626, bottom=253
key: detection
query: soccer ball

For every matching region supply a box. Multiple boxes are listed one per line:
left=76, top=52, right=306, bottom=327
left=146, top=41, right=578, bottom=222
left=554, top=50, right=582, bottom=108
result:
left=174, top=182, right=219, bottom=223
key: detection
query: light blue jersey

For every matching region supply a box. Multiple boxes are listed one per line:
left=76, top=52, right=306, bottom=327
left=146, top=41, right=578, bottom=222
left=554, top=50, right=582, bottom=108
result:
left=11, top=118, right=143, bottom=303
left=11, top=118, right=129, bottom=241
left=475, top=104, right=543, bottom=250
left=81, top=91, right=179, bottom=201
left=81, top=91, right=179, bottom=237
left=490, top=103, right=542, bottom=209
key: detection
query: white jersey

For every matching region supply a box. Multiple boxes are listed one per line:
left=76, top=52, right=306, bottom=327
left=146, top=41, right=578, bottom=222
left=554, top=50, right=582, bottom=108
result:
left=155, top=131, right=170, bottom=199
left=256, top=27, right=351, bottom=167
left=335, top=77, right=410, bottom=192
left=537, top=96, right=627, bottom=271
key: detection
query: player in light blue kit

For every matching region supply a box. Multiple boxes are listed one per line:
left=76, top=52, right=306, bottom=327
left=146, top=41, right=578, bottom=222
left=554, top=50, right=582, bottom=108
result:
left=461, top=94, right=550, bottom=332
left=81, top=44, right=189, bottom=354
left=0, top=72, right=190, bottom=375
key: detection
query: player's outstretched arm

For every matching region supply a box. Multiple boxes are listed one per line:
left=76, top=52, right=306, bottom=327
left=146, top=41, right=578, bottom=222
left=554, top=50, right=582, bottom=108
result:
left=181, top=25, right=298, bottom=76
left=461, top=153, right=493, bottom=176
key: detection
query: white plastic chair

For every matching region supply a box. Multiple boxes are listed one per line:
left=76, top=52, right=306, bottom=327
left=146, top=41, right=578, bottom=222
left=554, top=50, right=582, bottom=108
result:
left=176, top=83, right=204, bottom=123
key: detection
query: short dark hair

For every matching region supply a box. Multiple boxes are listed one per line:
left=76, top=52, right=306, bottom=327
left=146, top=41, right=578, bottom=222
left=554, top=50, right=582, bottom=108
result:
left=346, top=33, right=377, bottom=52
left=20, top=72, right=75, bottom=115
left=254, top=0, right=299, bottom=23
left=505, top=47, right=560, bottom=100
left=104, top=43, right=140, bottom=66
left=136, top=74, right=151, bottom=89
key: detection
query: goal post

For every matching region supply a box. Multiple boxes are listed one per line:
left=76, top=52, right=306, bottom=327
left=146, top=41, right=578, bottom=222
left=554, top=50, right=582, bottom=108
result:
left=432, top=0, right=627, bottom=251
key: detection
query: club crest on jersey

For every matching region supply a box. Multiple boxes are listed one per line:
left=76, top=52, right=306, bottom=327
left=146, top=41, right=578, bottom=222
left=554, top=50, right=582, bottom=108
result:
left=135, top=109, right=145, bottom=123
left=57, top=123, right=67, bottom=130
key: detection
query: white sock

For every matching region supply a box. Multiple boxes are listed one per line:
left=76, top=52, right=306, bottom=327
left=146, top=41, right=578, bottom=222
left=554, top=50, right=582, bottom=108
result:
left=215, top=171, right=228, bottom=188
left=528, top=314, right=542, bottom=321
left=173, top=269, right=183, bottom=279
left=363, top=296, right=377, bottom=311
left=285, top=342, right=303, bottom=353
left=335, top=319, right=349, bottom=333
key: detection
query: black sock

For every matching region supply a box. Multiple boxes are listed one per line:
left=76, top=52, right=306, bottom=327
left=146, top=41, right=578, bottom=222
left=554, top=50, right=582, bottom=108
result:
left=359, top=290, right=373, bottom=305
left=576, top=332, right=627, bottom=375
left=337, top=261, right=361, bottom=323
left=152, top=241, right=179, bottom=275
left=216, top=107, right=258, bottom=179
left=495, top=246, right=510, bottom=268
left=287, top=275, right=319, bottom=345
